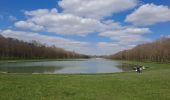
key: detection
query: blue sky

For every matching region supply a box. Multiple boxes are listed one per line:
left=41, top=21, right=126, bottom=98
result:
left=0, top=0, right=170, bottom=55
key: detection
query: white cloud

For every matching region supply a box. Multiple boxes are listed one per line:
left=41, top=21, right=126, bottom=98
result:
left=13, top=1, right=137, bottom=36
left=59, top=0, right=138, bottom=19
left=126, top=3, right=170, bottom=25
left=100, top=27, right=151, bottom=43
left=15, top=8, right=120, bottom=36
left=15, top=21, right=44, bottom=31
left=24, top=9, right=57, bottom=16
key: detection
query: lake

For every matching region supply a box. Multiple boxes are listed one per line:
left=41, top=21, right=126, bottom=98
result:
left=0, top=58, right=133, bottom=74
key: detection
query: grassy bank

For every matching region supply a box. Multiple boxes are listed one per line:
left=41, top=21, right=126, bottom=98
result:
left=0, top=61, right=170, bottom=100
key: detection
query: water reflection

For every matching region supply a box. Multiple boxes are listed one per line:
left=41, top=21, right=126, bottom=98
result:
left=0, top=59, right=133, bottom=74
left=116, top=63, right=135, bottom=71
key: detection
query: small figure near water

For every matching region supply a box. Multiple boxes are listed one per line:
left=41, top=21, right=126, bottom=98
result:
left=135, top=65, right=143, bottom=73
left=136, top=66, right=141, bottom=73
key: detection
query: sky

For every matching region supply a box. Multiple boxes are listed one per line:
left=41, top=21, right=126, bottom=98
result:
left=0, top=0, right=170, bottom=55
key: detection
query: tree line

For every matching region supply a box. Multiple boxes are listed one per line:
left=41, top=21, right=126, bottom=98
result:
left=108, top=37, right=170, bottom=62
left=0, top=35, right=89, bottom=59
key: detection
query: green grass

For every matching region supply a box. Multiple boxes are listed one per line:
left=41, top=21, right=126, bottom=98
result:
left=0, top=61, right=170, bottom=100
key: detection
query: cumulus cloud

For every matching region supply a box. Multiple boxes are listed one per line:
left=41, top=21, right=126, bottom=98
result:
left=24, top=9, right=56, bottom=16
left=15, top=21, right=44, bottom=31
left=13, top=0, right=138, bottom=36
left=100, top=27, right=151, bottom=43
left=125, top=3, right=170, bottom=25
left=15, top=8, right=121, bottom=36
left=59, top=0, right=138, bottom=19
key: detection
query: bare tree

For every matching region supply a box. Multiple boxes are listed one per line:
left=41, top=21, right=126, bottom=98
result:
left=109, top=37, right=170, bottom=62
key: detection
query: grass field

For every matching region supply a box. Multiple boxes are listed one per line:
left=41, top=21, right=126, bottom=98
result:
left=0, top=61, right=170, bottom=100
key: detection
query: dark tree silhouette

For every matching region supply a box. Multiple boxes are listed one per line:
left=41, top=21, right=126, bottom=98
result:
left=0, top=35, right=89, bottom=60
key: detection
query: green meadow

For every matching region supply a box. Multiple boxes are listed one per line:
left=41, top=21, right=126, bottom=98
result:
left=0, top=61, right=170, bottom=100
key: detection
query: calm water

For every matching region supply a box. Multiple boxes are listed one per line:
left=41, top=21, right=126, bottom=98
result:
left=0, top=58, right=133, bottom=74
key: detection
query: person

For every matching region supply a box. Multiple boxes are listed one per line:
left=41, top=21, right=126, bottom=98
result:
left=136, top=66, right=140, bottom=73
left=136, top=65, right=142, bottom=73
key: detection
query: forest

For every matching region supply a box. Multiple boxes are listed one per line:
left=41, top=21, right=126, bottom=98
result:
left=0, top=35, right=89, bottom=59
left=109, top=37, right=170, bottom=62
